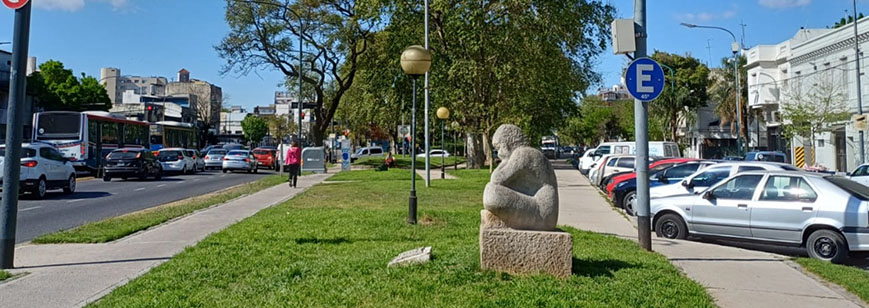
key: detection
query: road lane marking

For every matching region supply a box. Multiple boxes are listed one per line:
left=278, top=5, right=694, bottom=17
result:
left=135, top=187, right=146, bottom=191
left=192, top=178, right=200, bottom=181
left=20, top=206, right=42, bottom=211
left=67, top=199, right=84, bottom=203
left=156, top=184, right=167, bottom=188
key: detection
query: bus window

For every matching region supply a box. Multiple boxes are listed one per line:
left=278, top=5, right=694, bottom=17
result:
left=102, top=122, right=118, bottom=145
left=35, top=113, right=81, bottom=140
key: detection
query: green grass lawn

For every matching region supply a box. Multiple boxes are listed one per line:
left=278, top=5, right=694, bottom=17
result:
left=796, top=258, right=869, bottom=303
left=34, top=175, right=287, bottom=244
left=89, top=169, right=713, bottom=307
left=355, top=156, right=467, bottom=169
left=0, top=270, right=9, bottom=282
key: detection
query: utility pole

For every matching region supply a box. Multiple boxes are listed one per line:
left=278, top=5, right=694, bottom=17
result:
left=855, top=0, right=865, bottom=164
left=633, top=0, right=652, bottom=251
left=424, top=0, right=432, bottom=187
left=1, top=1, right=32, bottom=269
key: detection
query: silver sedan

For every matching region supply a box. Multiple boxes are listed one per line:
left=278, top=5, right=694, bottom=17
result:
left=650, top=170, right=869, bottom=263
left=221, top=150, right=258, bottom=173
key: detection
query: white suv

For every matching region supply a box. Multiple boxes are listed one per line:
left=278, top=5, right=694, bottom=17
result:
left=0, top=143, right=76, bottom=199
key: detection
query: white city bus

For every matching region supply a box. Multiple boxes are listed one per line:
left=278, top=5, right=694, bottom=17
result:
left=32, top=111, right=149, bottom=172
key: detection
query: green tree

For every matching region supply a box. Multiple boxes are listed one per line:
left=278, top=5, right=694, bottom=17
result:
left=265, top=114, right=297, bottom=146
left=781, top=74, right=850, bottom=166
left=833, top=13, right=863, bottom=28
left=241, top=115, right=269, bottom=146
left=650, top=51, right=710, bottom=143
left=216, top=0, right=381, bottom=145
left=27, top=60, right=111, bottom=111
left=708, top=56, right=748, bottom=142
left=348, top=0, right=615, bottom=168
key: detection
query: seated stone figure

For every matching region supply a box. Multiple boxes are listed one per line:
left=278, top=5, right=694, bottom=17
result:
left=483, top=124, right=558, bottom=231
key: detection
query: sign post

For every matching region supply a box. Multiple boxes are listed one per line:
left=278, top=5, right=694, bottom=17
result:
left=624, top=0, right=660, bottom=251
left=0, top=0, right=32, bottom=269
left=341, top=139, right=352, bottom=171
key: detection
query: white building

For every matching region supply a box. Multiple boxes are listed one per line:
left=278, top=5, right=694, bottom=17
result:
left=746, top=22, right=869, bottom=172
left=100, top=68, right=168, bottom=106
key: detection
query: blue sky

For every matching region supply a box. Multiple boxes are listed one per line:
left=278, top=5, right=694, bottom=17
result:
left=0, top=0, right=865, bottom=109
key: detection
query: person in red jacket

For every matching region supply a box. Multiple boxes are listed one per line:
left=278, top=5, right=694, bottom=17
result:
left=285, top=141, right=302, bottom=187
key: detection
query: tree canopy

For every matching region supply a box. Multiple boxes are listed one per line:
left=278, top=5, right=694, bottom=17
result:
left=241, top=115, right=269, bottom=145
left=27, top=60, right=111, bottom=112
left=650, top=51, right=710, bottom=143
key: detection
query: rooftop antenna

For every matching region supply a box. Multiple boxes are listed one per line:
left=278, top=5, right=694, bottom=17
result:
left=706, top=39, right=713, bottom=66
left=739, top=19, right=747, bottom=50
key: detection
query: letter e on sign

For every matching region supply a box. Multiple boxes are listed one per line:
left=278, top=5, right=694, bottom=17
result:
left=2, top=0, right=29, bottom=10
left=624, top=57, right=665, bottom=102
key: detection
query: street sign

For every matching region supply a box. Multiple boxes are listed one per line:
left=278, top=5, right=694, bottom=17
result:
left=341, top=139, right=352, bottom=171
left=855, top=114, right=868, bottom=131
left=398, top=125, right=411, bottom=139
left=624, top=57, right=665, bottom=102
left=2, top=0, right=28, bottom=10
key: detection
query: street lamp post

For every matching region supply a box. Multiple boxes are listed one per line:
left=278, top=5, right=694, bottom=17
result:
left=401, top=45, right=432, bottom=225
left=451, top=121, right=459, bottom=171
left=437, top=107, right=449, bottom=179
left=681, top=22, right=743, bottom=156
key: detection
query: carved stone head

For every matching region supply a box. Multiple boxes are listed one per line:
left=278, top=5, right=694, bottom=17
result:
left=492, top=124, right=527, bottom=161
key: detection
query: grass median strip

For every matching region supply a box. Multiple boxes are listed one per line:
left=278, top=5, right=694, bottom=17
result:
left=90, top=169, right=713, bottom=307
left=0, top=270, right=9, bottom=282
left=795, top=258, right=869, bottom=303
left=33, top=175, right=287, bottom=244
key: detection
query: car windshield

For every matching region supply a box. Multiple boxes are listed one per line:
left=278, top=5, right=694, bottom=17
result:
left=108, top=151, right=140, bottom=160
left=825, top=177, right=869, bottom=201
left=0, top=148, right=37, bottom=158
left=228, top=151, right=248, bottom=156
left=253, top=150, right=270, bottom=155
left=650, top=163, right=675, bottom=173
left=208, top=150, right=227, bottom=156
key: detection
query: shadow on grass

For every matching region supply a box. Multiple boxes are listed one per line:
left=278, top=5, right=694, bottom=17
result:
left=571, top=257, right=639, bottom=277
left=295, top=237, right=351, bottom=245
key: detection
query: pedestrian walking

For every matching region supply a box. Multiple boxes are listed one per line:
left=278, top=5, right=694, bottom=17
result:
left=285, top=141, right=302, bottom=188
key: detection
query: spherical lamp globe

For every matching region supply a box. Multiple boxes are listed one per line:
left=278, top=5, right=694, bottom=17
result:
left=437, top=107, right=450, bottom=120
left=400, top=45, right=432, bottom=76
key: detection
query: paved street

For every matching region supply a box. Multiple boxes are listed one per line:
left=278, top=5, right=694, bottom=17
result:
left=10, top=169, right=276, bottom=243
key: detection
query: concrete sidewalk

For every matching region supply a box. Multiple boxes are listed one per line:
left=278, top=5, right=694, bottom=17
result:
left=0, top=172, right=332, bottom=308
left=556, top=169, right=866, bottom=308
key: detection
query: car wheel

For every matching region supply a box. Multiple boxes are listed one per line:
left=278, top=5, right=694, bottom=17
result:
left=807, top=229, right=849, bottom=264
left=63, top=175, right=76, bottom=194
left=155, top=168, right=162, bottom=180
left=655, top=213, right=687, bottom=240
left=622, top=191, right=637, bottom=216
left=254, top=166, right=258, bottom=174
left=103, top=176, right=111, bottom=182
left=222, top=169, right=227, bottom=173
left=32, top=177, right=47, bottom=200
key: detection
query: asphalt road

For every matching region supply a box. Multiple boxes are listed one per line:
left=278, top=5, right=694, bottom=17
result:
left=10, top=168, right=277, bottom=243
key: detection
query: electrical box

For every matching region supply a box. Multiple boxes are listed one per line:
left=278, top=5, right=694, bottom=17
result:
left=611, top=19, right=636, bottom=55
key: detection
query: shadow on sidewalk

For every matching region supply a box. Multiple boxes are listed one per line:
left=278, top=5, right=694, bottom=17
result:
left=571, top=258, right=638, bottom=277
left=14, top=256, right=171, bottom=270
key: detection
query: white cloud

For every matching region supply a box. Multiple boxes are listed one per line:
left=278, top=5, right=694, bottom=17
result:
left=758, top=0, right=812, bottom=9
left=33, top=0, right=129, bottom=12
left=678, top=10, right=738, bottom=22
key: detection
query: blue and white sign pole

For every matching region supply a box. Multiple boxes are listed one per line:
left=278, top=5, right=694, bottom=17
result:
left=626, top=0, right=661, bottom=251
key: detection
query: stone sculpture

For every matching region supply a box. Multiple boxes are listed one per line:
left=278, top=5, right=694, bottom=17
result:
left=479, top=124, right=571, bottom=278
left=483, top=124, right=559, bottom=231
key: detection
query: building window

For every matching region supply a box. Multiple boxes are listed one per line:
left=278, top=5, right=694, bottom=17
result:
left=818, top=139, right=825, bottom=147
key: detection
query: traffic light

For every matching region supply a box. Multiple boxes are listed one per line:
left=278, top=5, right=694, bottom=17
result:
left=145, top=104, right=163, bottom=122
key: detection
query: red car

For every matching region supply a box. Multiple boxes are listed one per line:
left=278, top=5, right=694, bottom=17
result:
left=606, top=158, right=697, bottom=198
left=252, top=148, right=278, bottom=170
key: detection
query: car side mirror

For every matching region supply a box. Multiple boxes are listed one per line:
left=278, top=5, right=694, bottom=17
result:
left=682, top=180, right=695, bottom=189
left=702, top=191, right=714, bottom=200
left=658, top=176, right=669, bottom=183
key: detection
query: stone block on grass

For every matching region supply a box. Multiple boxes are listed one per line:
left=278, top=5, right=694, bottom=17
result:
left=480, top=210, right=572, bottom=278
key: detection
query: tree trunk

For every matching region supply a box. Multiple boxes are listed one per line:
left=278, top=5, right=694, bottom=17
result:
left=482, top=131, right=493, bottom=173
left=466, top=132, right=485, bottom=169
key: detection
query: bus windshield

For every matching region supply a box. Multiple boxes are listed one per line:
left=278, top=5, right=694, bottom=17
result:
left=36, top=113, right=81, bottom=140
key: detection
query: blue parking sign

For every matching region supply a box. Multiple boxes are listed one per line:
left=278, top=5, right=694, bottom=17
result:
left=624, top=57, right=665, bottom=102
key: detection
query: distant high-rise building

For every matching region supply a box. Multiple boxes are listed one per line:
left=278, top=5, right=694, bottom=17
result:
left=166, top=69, right=223, bottom=132
left=100, top=67, right=169, bottom=106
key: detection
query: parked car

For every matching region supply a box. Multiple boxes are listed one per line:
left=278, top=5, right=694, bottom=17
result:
left=612, top=161, right=719, bottom=215
left=607, top=158, right=698, bottom=196
left=350, top=146, right=385, bottom=162
left=103, top=148, right=163, bottom=182
left=222, top=150, right=258, bottom=173
left=744, top=151, right=788, bottom=164
left=223, top=143, right=246, bottom=151
left=417, top=149, right=451, bottom=158
left=157, top=148, right=195, bottom=174
left=185, top=149, right=206, bottom=172
left=0, top=143, right=76, bottom=199
left=201, top=145, right=218, bottom=155
left=593, top=154, right=636, bottom=187
left=578, top=149, right=597, bottom=175
left=253, top=147, right=278, bottom=170
left=650, top=162, right=801, bottom=199
left=650, top=170, right=869, bottom=263
left=204, top=149, right=228, bottom=170
left=590, top=141, right=681, bottom=161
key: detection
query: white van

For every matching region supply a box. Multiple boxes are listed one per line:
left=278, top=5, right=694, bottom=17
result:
left=350, top=146, right=385, bottom=162
left=592, top=141, right=680, bottom=160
